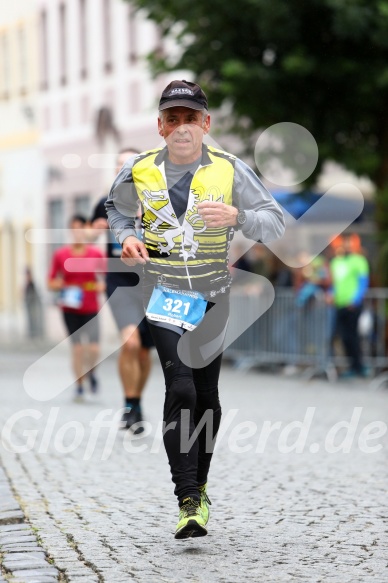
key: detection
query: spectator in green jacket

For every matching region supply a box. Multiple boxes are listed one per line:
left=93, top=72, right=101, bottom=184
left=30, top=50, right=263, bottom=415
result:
left=330, top=234, right=369, bottom=378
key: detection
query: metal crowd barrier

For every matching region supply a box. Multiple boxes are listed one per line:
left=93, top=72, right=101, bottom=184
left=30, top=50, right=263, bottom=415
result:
left=224, top=287, right=388, bottom=385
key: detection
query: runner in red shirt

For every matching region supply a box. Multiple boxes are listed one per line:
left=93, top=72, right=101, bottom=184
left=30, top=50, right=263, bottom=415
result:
left=48, top=215, right=105, bottom=401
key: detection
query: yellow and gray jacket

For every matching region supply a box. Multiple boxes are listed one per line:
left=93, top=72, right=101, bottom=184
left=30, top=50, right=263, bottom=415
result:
left=106, top=144, right=284, bottom=298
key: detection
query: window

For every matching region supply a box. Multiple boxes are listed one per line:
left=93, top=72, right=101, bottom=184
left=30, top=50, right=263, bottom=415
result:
left=103, top=0, right=112, bottom=72
left=154, top=29, right=164, bottom=61
left=74, top=195, right=90, bottom=217
left=127, top=4, right=137, bottom=64
left=18, top=27, right=28, bottom=95
left=44, top=106, right=51, bottom=131
left=128, top=81, right=140, bottom=114
left=61, top=101, right=69, bottom=128
left=49, top=200, right=65, bottom=230
left=59, top=3, right=67, bottom=85
left=40, top=10, right=48, bottom=90
left=0, top=33, right=10, bottom=99
left=48, top=199, right=65, bottom=252
left=80, top=95, right=89, bottom=124
left=79, top=0, right=87, bottom=79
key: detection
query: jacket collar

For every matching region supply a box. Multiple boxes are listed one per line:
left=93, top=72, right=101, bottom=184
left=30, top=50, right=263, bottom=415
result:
left=154, top=143, right=212, bottom=167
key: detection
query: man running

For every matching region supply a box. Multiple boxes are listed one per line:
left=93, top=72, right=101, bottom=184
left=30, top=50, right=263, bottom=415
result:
left=48, top=215, right=105, bottom=401
left=106, top=80, right=285, bottom=538
left=91, top=148, right=154, bottom=431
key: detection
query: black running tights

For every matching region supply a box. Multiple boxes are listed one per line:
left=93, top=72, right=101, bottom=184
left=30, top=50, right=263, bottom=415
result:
left=148, top=297, right=228, bottom=503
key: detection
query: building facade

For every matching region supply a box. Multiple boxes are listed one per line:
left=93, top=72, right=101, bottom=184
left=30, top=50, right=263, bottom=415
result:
left=0, top=0, right=178, bottom=340
left=39, top=0, right=168, bottom=230
left=0, top=0, right=45, bottom=339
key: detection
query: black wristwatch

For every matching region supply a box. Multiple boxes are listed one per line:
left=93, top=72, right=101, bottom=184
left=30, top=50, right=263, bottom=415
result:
left=236, top=209, right=247, bottom=229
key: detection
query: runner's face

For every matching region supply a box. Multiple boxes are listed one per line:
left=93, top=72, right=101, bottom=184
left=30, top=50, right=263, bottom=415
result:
left=158, top=106, right=210, bottom=164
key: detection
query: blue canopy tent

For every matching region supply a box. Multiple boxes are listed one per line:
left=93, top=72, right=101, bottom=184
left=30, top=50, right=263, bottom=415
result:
left=270, top=190, right=373, bottom=223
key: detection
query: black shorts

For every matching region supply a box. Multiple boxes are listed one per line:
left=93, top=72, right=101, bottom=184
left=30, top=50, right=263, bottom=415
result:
left=62, top=311, right=99, bottom=344
left=106, top=277, right=154, bottom=349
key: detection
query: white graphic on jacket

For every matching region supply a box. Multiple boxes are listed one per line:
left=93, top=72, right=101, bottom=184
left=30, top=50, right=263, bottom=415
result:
left=142, top=187, right=212, bottom=260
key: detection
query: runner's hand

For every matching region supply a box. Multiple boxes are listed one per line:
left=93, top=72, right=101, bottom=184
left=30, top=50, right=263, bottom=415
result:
left=197, top=201, right=238, bottom=228
left=121, top=236, right=149, bottom=265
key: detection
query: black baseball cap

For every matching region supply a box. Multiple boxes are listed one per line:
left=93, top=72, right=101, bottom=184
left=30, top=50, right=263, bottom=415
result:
left=159, top=80, right=208, bottom=111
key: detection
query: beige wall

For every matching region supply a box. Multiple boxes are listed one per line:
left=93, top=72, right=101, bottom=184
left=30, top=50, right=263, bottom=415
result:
left=0, top=1, right=44, bottom=338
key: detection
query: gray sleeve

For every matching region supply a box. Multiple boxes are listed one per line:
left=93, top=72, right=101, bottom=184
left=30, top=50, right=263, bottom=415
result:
left=105, top=158, right=138, bottom=245
left=233, top=158, right=285, bottom=243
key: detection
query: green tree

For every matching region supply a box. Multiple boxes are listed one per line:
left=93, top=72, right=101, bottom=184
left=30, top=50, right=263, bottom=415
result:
left=130, top=0, right=388, bottom=268
left=130, top=0, right=388, bottom=178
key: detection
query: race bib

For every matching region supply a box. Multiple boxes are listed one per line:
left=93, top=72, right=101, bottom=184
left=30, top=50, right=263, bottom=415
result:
left=59, top=286, right=83, bottom=309
left=146, top=286, right=207, bottom=331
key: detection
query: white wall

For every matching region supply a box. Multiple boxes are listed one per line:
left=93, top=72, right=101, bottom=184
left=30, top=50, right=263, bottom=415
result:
left=36, top=0, right=169, bottom=341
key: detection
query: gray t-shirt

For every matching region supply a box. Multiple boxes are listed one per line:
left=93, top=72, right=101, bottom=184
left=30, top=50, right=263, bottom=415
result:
left=165, top=157, right=201, bottom=224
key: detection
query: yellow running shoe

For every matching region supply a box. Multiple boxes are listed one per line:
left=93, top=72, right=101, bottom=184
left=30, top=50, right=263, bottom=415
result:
left=198, top=483, right=212, bottom=525
left=175, top=498, right=207, bottom=539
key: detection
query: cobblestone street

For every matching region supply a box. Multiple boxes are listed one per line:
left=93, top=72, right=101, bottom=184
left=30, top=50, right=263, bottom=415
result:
left=0, top=343, right=387, bottom=582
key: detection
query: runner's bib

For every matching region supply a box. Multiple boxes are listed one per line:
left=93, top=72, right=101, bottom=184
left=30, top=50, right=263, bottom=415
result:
left=59, top=286, right=84, bottom=309
left=146, top=285, right=207, bottom=331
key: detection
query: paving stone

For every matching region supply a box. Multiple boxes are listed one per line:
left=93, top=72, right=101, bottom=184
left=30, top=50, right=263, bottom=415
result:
left=0, top=524, right=31, bottom=533
left=11, top=578, right=59, bottom=583
left=3, top=559, right=51, bottom=571
left=0, top=510, right=24, bottom=522
left=2, top=553, right=48, bottom=566
left=0, top=496, right=20, bottom=504
left=0, top=535, right=37, bottom=545
left=11, top=568, right=59, bottom=578
left=0, top=349, right=387, bottom=582
left=1, top=545, right=45, bottom=552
